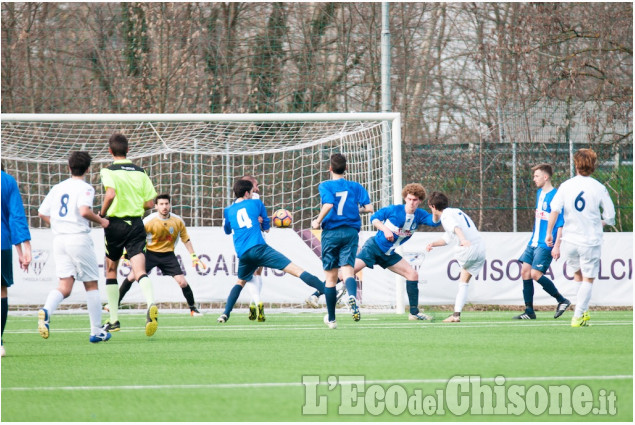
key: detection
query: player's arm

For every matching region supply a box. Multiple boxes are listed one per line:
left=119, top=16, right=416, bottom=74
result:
left=143, top=199, right=155, bottom=210
left=600, top=187, right=616, bottom=227
left=100, top=187, right=116, bottom=217
left=372, top=218, right=395, bottom=242
left=183, top=239, right=207, bottom=270
left=551, top=227, right=563, bottom=260
left=360, top=203, right=374, bottom=214
left=417, top=210, right=442, bottom=229
left=311, top=203, right=333, bottom=229
left=545, top=210, right=560, bottom=247
left=38, top=212, right=51, bottom=226
left=454, top=227, right=471, bottom=247
left=80, top=205, right=109, bottom=228
left=426, top=238, right=447, bottom=251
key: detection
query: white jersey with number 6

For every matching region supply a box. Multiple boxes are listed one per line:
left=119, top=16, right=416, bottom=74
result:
left=38, top=178, right=95, bottom=235
left=550, top=175, right=615, bottom=247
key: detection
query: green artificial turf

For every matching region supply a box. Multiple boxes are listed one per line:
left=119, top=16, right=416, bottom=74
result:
left=1, top=310, right=632, bottom=422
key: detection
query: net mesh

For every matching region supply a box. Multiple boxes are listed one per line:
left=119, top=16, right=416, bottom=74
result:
left=1, top=118, right=393, bottom=231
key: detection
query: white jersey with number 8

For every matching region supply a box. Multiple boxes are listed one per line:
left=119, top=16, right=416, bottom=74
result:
left=550, top=175, right=615, bottom=247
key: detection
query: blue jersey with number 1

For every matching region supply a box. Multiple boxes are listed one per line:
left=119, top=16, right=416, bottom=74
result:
left=224, top=199, right=271, bottom=258
left=319, top=179, right=370, bottom=231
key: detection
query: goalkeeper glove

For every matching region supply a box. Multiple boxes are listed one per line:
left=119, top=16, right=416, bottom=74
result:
left=191, top=253, right=207, bottom=270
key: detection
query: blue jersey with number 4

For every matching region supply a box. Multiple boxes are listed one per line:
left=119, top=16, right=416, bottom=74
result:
left=224, top=199, right=271, bottom=258
left=372, top=205, right=441, bottom=254
left=319, top=179, right=370, bottom=231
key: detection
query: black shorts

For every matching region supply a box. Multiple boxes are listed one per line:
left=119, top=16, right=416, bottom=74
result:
left=145, top=250, right=184, bottom=276
left=104, top=216, right=147, bottom=261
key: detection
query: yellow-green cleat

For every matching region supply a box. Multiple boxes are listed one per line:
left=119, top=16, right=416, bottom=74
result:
left=582, top=311, right=590, bottom=326
left=257, top=302, right=266, bottom=322
left=571, top=315, right=585, bottom=328
left=248, top=303, right=257, bottom=321
left=145, top=304, right=159, bottom=336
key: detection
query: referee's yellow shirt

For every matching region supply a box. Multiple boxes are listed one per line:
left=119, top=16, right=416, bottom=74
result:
left=143, top=212, right=190, bottom=252
left=100, top=160, right=157, bottom=218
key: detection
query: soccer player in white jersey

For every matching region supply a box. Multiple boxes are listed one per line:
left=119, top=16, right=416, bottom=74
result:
left=515, top=164, right=570, bottom=320
left=546, top=148, right=615, bottom=328
left=37, top=151, right=111, bottom=343
left=426, top=191, right=486, bottom=323
left=241, top=175, right=266, bottom=322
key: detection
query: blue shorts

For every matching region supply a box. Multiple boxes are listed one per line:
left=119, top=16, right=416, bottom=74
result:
left=1, top=249, right=14, bottom=287
left=238, top=244, right=291, bottom=281
left=357, top=237, right=402, bottom=269
left=519, top=245, right=554, bottom=273
left=321, top=227, right=359, bottom=270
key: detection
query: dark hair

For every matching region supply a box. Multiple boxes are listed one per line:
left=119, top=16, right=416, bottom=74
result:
left=109, top=133, right=129, bottom=157
left=68, top=151, right=92, bottom=176
left=240, top=175, right=257, bottom=185
left=574, top=148, right=597, bottom=176
left=233, top=179, right=253, bottom=198
left=428, top=191, right=449, bottom=211
left=156, top=193, right=171, bottom=203
left=330, top=153, right=347, bottom=175
left=531, top=163, right=553, bottom=177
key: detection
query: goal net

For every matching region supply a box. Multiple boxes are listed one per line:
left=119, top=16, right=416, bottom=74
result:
left=1, top=113, right=402, bottom=230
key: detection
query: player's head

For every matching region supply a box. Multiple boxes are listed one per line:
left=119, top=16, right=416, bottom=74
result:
left=234, top=178, right=253, bottom=199
left=574, top=148, right=597, bottom=176
left=330, top=153, right=347, bottom=175
left=109, top=133, right=129, bottom=157
left=531, top=163, right=553, bottom=188
left=428, top=191, right=449, bottom=212
left=68, top=151, right=92, bottom=176
left=155, top=193, right=171, bottom=216
left=402, top=183, right=426, bottom=212
left=240, top=175, right=259, bottom=193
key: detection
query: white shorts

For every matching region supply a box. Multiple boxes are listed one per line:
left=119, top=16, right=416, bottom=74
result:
left=561, top=241, right=601, bottom=279
left=53, top=233, right=100, bottom=282
left=455, top=243, right=487, bottom=277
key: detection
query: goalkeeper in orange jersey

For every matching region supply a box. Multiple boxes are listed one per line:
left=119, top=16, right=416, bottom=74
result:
left=114, top=194, right=207, bottom=316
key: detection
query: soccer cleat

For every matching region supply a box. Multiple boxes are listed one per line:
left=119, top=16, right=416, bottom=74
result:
left=145, top=304, right=159, bottom=337
left=217, top=314, right=228, bottom=323
left=323, top=314, right=337, bottom=329
left=257, top=302, right=266, bottom=322
left=348, top=296, right=360, bottom=322
left=571, top=315, right=585, bottom=327
left=409, top=312, right=433, bottom=321
left=190, top=306, right=203, bottom=317
left=513, top=312, right=536, bottom=320
left=37, top=308, right=50, bottom=339
left=102, top=320, right=121, bottom=332
left=582, top=311, right=591, bottom=326
left=443, top=314, right=461, bottom=323
left=554, top=299, right=571, bottom=319
left=335, top=285, right=347, bottom=304
left=89, top=331, right=112, bottom=343
left=306, top=294, right=320, bottom=308
left=248, top=303, right=257, bottom=320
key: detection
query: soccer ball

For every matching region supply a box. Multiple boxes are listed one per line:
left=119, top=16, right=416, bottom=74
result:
left=272, top=209, right=292, bottom=228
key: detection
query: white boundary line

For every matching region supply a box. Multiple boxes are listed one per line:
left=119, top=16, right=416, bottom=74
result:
left=3, top=375, right=632, bottom=392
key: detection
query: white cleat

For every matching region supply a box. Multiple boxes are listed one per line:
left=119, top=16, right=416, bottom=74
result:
left=323, top=313, right=337, bottom=329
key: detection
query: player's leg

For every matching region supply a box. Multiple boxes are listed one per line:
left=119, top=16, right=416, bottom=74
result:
left=245, top=267, right=263, bottom=319
left=174, top=274, right=201, bottom=316
left=218, top=255, right=257, bottom=323
left=1, top=249, right=14, bottom=355
left=321, top=269, right=340, bottom=328
left=514, top=261, right=536, bottom=319
left=117, top=270, right=136, bottom=307
left=127, top=218, right=157, bottom=337
left=84, top=280, right=111, bottom=343
left=388, top=259, right=432, bottom=321
left=571, top=245, right=600, bottom=327
left=39, top=277, right=73, bottom=339
left=335, top=228, right=360, bottom=321
left=443, top=269, right=472, bottom=323
left=530, top=247, right=570, bottom=318
left=218, top=279, right=248, bottom=323
left=103, top=218, right=127, bottom=331
left=0, top=283, right=6, bottom=357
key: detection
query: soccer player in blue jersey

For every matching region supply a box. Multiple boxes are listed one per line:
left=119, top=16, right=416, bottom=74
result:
left=514, top=164, right=570, bottom=320
left=217, top=179, right=325, bottom=323
left=311, top=153, right=373, bottom=328
left=354, top=183, right=440, bottom=320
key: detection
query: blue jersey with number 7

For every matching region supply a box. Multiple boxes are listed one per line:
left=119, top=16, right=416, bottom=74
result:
left=318, top=179, right=371, bottom=231
left=224, top=199, right=270, bottom=258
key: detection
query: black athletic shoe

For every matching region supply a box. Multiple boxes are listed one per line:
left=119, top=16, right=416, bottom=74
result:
left=512, top=312, right=536, bottom=320
left=554, top=299, right=571, bottom=319
left=102, top=320, right=121, bottom=332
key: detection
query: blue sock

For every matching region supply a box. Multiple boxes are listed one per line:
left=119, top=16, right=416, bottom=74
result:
left=522, top=279, right=534, bottom=313
left=324, top=286, right=336, bottom=322
left=223, top=285, right=244, bottom=317
left=537, top=275, right=565, bottom=303
left=344, top=277, right=357, bottom=298
left=1, top=297, right=7, bottom=340
left=300, top=272, right=325, bottom=293
left=406, top=280, right=419, bottom=315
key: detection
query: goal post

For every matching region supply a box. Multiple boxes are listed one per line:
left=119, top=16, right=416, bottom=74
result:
left=1, top=112, right=405, bottom=311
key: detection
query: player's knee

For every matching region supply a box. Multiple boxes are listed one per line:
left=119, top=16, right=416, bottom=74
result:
left=405, top=269, right=419, bottom=281
left=530, top=269, right=543, bottom=281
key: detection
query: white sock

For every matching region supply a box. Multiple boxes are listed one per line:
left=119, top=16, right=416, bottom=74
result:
left=454, top=283, right=469, bottom=313
left=574, top=281, right=593, bottom=317
left=86, top=290, right=102, bottom=336
left=245, top=275, right=262, bottom=304
left=43, top=289, right=65, bottom=316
